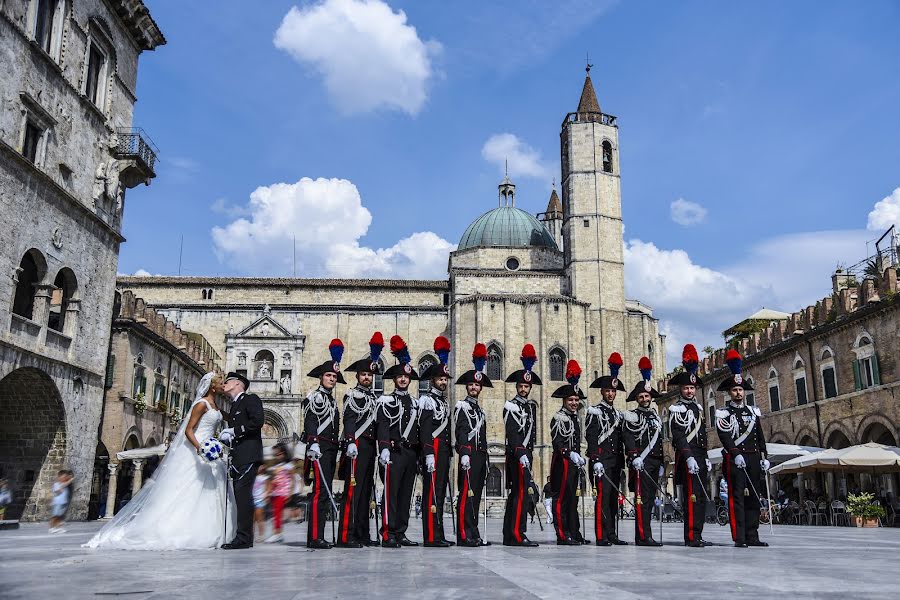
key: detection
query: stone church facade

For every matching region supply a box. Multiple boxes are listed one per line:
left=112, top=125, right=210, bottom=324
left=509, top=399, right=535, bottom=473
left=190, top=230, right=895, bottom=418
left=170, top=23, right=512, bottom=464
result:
left=118, top=71, right=666, bottom=501
left=0, top=0, right=164, bottom=521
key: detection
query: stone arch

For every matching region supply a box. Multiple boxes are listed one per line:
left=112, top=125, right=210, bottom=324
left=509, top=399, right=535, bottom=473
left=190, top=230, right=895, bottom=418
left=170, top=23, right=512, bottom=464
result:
left=794, top=426, right=818, bottom=447
left=857, top=414, right=898, bottom=446
left=548, top=345, right=567, bottom=382
left=145, top=436, right=158, bottom=448
left=261, top=408, right=290, bottom=447
left=826, top=428, right=853, bottom=449
left=768, top=431, right=790, bottom=445
left=0, top=367, right=66, bottom=521
left=601, top=138, right=615, bottom=173
left=88, top=440, right=110, bottom=520
left=123, top=428, right=141, bottom=450
left=12, top=248, right=48, bottom=320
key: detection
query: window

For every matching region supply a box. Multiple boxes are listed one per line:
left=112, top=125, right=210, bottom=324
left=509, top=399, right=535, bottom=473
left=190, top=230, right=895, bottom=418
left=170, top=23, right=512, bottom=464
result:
left=105, top=354, right=115, bottom=389
left=505, top=257, right=520, bottom=271
left=171, top=392, right=180, bottom=415
left=486, top=465, right=503, bottom=497
left=708, top=391, right=716, bottom=422
left=201, top=290, right=207, bottom=300
left=417, top=356, right=435, bottom=395
left=486, top=344, right=503, bottom=381
left=153, top=381, right=166, bottom=406
left=602, top=140, right=613, bottom=173
left=373, top=359, right=386, bottom=396
left=47, top=268, right=76, bottom=333
left=583, top=219, right=590, bottom=227
left=792, top=356, right=808, bottom=406
left=12, top=249, right=46, bottom=320
left=820, top=347, right=838, bottom=398
left=745, top=377, right=755, bottom=406
left=33, top=0, right=63, bottom=58
left=132, top=365, right=147, bottom=399
left=589, top=335, right=595, bottom=345
left=852, top=336, right=880, bottom=391
left=22, top=121, right=43, bottom=164
left=767, top=368, right=780, bottom=412
left=648, top=341, right=653, bottom=356
left=549, top=347, right=566, bottom=381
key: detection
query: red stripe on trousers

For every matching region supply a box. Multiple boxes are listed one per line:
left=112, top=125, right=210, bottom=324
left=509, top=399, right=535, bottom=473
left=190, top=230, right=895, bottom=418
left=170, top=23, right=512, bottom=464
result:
left=427, top=440, right=438, bottom=542
left=340, top=460, right=355, bottom=543
left=513, top=463, right=524, bottom=542
left=636, top=470, right=645, bottom=541
left=555, top=457, right=568, bottom=540
left=726, top=458, right=737, bottom=541
left=382, top=463, right=390, bottom=541
left=595, top=475, right=603, bottom=540
left=459, top=468, right=468, bottom=541
left=686, top=463, right=694, bottom=541
left=312, top=461, right=321, bottom=540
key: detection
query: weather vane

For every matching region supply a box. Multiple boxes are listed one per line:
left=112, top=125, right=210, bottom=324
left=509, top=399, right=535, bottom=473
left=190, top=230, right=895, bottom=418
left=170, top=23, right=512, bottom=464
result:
left=586, top=52, right=593, bottom=74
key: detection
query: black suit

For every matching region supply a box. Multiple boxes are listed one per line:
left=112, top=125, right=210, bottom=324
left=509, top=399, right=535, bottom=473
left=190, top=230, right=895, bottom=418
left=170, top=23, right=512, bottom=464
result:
left=227, top=391, right=264, bottom=546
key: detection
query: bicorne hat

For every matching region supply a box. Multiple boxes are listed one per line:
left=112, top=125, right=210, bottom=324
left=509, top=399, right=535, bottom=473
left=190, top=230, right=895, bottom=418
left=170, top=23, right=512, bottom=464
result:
left=504, top=344, right=542, bottom=386
left=383, top=335, right=419, bottom=381
left=455, top=343, right=493, bottom=388
left=717, top=350, right=754, bottom=391
left=421, top=336, right=452, bottom=380
left=306, top=339, right=347, bottom=384
left=668, top=344, right=704, bottom=387
left=344, top=332, right=385, bottom=375
left=589, top=352, right=626, bottom=391
left=551, top=360, right=586, bottom=399
left=626, top=357, right=660, bottom=402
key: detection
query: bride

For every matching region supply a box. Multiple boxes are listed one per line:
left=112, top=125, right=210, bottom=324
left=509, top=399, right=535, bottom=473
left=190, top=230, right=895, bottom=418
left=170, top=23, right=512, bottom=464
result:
left=85, top=372, right=236, bottom=550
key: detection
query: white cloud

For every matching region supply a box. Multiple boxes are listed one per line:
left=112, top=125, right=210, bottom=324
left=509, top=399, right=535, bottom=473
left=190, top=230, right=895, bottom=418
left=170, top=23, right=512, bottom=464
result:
left=132, top=269, right=152, bottom=277
left=481, top=133, right=552, bottom=180
left=273, top=0, right=441, bottom=116
left=670, top=197, right=707, bottom=226
left=210, top=197, right=250, bottom=218
left=211, top=177, right=454, bottom=278
left=867, top=187, right=900, bottom=231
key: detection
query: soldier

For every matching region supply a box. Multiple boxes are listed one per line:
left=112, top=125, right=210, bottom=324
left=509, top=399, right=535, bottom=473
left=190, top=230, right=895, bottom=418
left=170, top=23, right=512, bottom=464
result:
left=455, top=343, right=492, bottom=547
left=549, top=360, right=588, bottom=545
left=586, top=352, right=628, bottom=546
left=501, top=344, right=542, bottom=547
left=303, top=339, right=346, bottom=550
left=716, top=350, right=770, bottom=548
left=418, top=336, right=454, bottom=548
left=335, top=332, right=384, bottom=548
left=376, top=335, right=421, bottom=548
left=667, top=344, right=712, bottom=548
left=623, top=357, right=664, bottom=547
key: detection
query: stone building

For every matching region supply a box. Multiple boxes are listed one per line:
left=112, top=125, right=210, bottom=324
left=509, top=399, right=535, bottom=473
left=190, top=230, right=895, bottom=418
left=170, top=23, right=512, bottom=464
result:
left=0, top=0, right=163, bottom=521
left=93, top=290, right=220, bottom=519
left=117, top=69, right=666, bottom=507
left=658, top=246, right=900, bottom=502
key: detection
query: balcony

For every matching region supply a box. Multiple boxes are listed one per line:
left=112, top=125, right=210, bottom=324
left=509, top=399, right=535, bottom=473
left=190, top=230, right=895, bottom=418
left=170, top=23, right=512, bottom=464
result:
left=113, top=128, right=159, bottom=188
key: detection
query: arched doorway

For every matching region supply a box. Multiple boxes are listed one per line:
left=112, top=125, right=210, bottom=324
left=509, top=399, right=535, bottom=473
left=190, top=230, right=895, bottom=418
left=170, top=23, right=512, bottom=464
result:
left=262, top=409, right=289, bottom=447
left=0, top=368, right=66, bottom=521
left=862, top=423, right=896, bottom=446
left=827, top=430, right=852, bottom=449
left=88, top=441, right=110, bottom=520
left=486, top=464, right=503, bottom=498
left=861, top=422, right=899, bottom=498
left=115, top=434, right=140, bottom=514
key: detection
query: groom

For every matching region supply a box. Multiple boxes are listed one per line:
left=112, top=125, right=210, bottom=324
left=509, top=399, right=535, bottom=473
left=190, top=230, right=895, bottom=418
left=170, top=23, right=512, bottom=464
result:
left=219, top=372, right=264, bottom=549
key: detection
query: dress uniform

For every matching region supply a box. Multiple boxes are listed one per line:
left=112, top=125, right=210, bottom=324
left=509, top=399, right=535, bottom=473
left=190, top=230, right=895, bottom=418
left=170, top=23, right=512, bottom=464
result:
left=376, top=336, right=421, bottom=548
left=586, top=352, right=628, bottom=546
left=302, top=339, right=346, bottom=549
left=335, top=333, right=384, bottom=548
left=418, top=336, right=454, bottom=548
left=502, top=344, right=541, bottom=547
left=455, top=343, right=492, bottom=547
left=716, top=350, right=770, bottom=548
left=667, top=344, right=712, bottom=548
left=549, top=360, right=588, bottom=545
left=623, top=357, right=664, bottom=547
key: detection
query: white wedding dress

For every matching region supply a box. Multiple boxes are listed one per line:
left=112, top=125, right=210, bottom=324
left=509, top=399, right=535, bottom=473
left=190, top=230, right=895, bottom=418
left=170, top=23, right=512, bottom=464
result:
left=85, top=375, right=236, bottom=550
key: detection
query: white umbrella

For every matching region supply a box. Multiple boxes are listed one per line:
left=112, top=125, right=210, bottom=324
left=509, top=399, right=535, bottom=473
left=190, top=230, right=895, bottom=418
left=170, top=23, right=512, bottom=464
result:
left=769, top=443, right=900, bottom=475
left=708, top=442, right=823, bottom=466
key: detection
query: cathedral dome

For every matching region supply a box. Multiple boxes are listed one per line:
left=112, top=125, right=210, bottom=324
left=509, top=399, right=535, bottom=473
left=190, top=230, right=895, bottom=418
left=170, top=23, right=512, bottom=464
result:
left=458, top=206, right=558, bottom=251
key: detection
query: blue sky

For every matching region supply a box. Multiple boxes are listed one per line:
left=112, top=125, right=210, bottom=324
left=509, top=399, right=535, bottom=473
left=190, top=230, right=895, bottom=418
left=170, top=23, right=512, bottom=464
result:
left=121, top=0, right=900, bottom=366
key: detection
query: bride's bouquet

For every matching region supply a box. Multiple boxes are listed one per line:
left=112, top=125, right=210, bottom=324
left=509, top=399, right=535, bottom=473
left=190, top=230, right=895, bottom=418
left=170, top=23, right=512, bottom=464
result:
left=200, top=438, right=224, bottom=462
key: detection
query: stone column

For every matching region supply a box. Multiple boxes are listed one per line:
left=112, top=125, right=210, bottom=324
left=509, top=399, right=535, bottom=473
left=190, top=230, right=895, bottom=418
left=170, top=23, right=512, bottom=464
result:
left=63, top=299, right=81, bottom=338
left=131, top=459, right=144, bottom=496
left=31, top=284, right=54, bottom=328
left=104, top=463, right=119, bottom=518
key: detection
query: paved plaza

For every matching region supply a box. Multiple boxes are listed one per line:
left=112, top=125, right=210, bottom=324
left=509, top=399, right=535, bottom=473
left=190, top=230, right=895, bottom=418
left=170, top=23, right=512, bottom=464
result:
left=0, top=517, right=896, bottom=599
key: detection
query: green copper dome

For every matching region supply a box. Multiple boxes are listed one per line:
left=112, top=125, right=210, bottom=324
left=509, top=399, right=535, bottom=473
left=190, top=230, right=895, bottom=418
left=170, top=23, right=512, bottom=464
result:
left=458, top=206, right=558, bottom=251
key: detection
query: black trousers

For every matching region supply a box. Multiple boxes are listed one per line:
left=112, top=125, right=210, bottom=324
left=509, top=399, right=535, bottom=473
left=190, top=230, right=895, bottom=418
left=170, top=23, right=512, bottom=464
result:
left=456, top=451, right=487, bottom=543
left=723, top=452, right=763, bottom=544
left=379, top=445, right=418, bottom=541
left=592, top=458, right=622, bottom=543
left=550, top=452, right=581, bottom=542
left=337, top=437, right=376, bottom=544
left=421, top=438, right=451, bottom=543
left=308, top=448, right=337, bottom=542
left=502, top=455, right=532, bottom=544
left=631, top=457, right=661, bottom=543
left=230, top=460, right=260, bottom=546
left=680, top=460, right=708, bottom=544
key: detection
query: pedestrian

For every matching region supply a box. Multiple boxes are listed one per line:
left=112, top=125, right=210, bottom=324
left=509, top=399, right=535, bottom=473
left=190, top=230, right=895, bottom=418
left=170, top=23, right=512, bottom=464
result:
left=0, top=478, right=12, bottom=520
left=252, top=464, right=270, bottom=542
left=266, top=443, right=293, bottom=543
left=543, top=477, right=554, bottom=524
left=586, top=352, right=628, bottom=546
left=502, top=343, right=541, bottom=547
left=48, top=470, right=74, bottom=533
left=667, top=344, right=712, bottom=547
left=303, top=339, right=346, bottom=550
left=623, top=357, right=664, bottom=547
left=716, top=350, right=770, bottom=548
left=549, top=359, right=588, bottom=545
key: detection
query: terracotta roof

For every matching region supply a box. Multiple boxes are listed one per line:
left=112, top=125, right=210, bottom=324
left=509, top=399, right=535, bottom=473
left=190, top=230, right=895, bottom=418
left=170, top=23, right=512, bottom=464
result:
left=577, top=73, right=601, bottom=115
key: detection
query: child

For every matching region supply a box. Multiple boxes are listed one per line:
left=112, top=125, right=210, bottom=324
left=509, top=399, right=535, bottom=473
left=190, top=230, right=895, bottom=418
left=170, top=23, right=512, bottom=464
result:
left=266, top=443, right=293, bottom=543
left=49, top=470, right=74, bottom=533
left=252, top=464, right=270, bottom=543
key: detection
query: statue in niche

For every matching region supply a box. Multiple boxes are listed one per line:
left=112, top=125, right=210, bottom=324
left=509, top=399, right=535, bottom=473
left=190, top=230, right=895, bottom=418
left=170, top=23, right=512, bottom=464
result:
left=256, top=361, right=272, bottom=380
left=282, top=353, right=291, bottom=366
left=237, top=353, right=247, bottom=366
left=279, top=374, right=291, bottom=394
left=261, top=322, right=270, bottom=337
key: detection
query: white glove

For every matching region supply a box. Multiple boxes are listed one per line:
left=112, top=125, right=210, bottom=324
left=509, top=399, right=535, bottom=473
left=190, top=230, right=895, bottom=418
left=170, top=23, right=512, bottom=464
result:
left=425, top=454, right=436, bottom=473
left=760, top=458, right=771, bottom=472
left=379, top=448, right=391, bottom=466
left=705, top=458, right=712, bottom=472
left=569, top=451, right=584, bottom=466
left=307, top=443, right=322, bottom=460
left=734, top=454, right=746, bottom=469
left=593, top=462, right=605, bottom=477
left=632, top=457, right=644, bottom=471
left=519, top=454, right=530, bottom=469
left=346, top=442, right=358, bottom=459
left=659, top=465, right=665, bottom=479
left=460, top=455, right=471, bottom=470
left=218, top=428, right=234, bottom=444
left=686, top=457, right=700, bottom=475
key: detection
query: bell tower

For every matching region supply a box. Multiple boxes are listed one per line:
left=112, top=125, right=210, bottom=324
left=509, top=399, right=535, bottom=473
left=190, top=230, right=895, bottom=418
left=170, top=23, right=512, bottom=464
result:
left=560, top=64, right=627, bottom=374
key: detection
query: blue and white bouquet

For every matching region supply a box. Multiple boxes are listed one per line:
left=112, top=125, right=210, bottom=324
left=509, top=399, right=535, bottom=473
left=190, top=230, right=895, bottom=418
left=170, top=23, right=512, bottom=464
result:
left=200, top=437, right=224, bottom=462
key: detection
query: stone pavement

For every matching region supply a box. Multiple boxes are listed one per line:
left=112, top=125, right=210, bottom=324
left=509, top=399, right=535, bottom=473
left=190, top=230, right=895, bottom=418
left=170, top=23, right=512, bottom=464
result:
left=0, top=517, right=896, bottom=599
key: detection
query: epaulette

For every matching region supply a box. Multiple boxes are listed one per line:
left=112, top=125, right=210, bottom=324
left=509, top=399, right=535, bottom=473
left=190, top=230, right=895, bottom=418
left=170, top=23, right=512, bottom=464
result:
left=504, top=401, right=521, bottom=414
left=622, top=410, right=639, bottom=423
left=419, top=395, right=435, bottom=411
left=751, top=406, right=762, bottom=417
left=553, top=410, right=571, bottom=423
left=587, top=406, right=602, bottom=416
left=668, top=404, right=687, bottom=414
left=377, top=394, right=393, bottom=404
left=715, top=409, right=731, bottom=419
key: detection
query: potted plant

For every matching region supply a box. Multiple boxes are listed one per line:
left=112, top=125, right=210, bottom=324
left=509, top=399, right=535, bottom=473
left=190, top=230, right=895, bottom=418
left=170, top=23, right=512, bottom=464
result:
left=157, top=399, right=168, bottom=413
left=169, top=414, right=180, bottom=428
left=847, top=492, right=885, bottom=527
left=133, top=392, right=146, bottom=415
